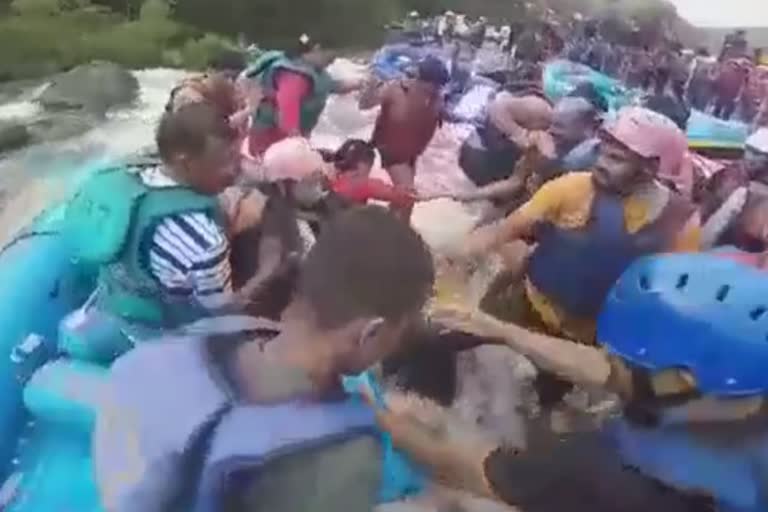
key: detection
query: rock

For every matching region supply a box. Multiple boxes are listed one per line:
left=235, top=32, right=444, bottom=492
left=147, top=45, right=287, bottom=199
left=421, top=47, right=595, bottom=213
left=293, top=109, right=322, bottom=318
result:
left=0, top=122, right=31, bottom=153
left=37, top=62, right=139, bottom=115
left=27, top=113, right=97, bottom=144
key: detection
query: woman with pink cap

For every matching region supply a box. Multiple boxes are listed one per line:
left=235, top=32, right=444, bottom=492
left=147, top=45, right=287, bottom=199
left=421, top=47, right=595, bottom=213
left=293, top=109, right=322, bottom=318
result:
left=225, top=137, right=331, bottom=318
left=449, top=106, right=701, bottom=410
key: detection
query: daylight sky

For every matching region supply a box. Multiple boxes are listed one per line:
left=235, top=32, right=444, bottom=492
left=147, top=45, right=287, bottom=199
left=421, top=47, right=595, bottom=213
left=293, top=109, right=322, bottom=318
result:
left=667, top=0, right=766, bottom=27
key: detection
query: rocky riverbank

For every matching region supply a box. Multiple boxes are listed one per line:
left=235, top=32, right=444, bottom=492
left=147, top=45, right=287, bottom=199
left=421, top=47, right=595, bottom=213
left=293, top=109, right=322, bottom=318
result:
left=0, top=61, right=140, bottom=154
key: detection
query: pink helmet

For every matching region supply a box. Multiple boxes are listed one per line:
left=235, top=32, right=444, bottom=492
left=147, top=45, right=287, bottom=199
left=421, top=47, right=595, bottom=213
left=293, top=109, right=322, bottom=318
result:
left=260, top=137, right=328, bottom=182
left=601, top=106, right=693, bottom=196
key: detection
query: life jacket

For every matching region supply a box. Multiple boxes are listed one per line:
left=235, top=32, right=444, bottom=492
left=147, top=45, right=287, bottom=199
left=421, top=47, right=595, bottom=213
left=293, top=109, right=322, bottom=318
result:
left=244, top=50, right=334, bottom=136
left=98, top=316, right=379, bottom=512
left=527, top=190, right=694, bottom=318
left=64, top=164, right=222, bottom=328
left=598, top=252, right=768, bottom=512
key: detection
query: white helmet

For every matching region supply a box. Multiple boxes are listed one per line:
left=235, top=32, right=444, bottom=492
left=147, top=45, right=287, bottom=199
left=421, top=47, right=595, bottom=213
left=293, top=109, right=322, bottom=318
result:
left=746, top=128, right=768, bottom=155
left=409, top=10, right=419, bottom=17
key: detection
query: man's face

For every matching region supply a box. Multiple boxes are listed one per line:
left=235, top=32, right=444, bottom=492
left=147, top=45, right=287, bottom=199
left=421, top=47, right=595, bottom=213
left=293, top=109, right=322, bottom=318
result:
left=178, top=135, right=240, bottom=195
left=549, top=109, right=589, bottom=155
left=593, top=138, right=649, bottom=194
left=744, top=147, right=768, bottom=181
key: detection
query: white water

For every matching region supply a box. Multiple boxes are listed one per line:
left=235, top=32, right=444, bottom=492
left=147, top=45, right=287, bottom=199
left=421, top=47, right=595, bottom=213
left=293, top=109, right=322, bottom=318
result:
left=0, top=61, right=483, bottom=245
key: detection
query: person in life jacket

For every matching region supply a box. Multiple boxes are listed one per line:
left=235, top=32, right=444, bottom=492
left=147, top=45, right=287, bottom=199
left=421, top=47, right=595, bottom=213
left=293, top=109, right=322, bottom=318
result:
left=699, top=127, right=768, bottom=252
left=359, top=55, right=449, bottom=221
left=381, top=250, right=768, bottom=512
left=244, top=34, right=365, bottom=157
left=92, top=206, right=436, bottom=512
left=450, top=107, right=701, bottom=410
left=450, top=96, right=600, bottom=208
left=226, top=136, right=339, bottom=319
left=63, top=104, right=277, bottom=354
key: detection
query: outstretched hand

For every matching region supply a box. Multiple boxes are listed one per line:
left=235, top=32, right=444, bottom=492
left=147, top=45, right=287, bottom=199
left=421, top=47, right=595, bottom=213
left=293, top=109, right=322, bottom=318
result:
left=429, top=301, right=505, bottom=340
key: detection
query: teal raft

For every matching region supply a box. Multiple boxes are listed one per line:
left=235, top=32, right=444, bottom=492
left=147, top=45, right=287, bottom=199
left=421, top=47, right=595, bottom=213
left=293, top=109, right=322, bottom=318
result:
left=0, top=161, right=425, bottom=511
left=543, top=59, right=750, bottom=151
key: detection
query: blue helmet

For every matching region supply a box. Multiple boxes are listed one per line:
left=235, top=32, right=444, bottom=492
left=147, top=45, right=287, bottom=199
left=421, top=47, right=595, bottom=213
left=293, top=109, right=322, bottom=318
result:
left=598, top=251, right=768, bottom=396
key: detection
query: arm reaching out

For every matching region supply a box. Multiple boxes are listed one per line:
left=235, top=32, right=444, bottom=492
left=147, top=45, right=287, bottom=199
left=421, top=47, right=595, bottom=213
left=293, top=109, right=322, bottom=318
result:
left=429, top=303, right=615, bottom=391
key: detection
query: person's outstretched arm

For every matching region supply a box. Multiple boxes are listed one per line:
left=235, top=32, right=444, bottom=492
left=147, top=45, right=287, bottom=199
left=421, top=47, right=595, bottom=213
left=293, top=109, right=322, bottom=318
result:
left=429, top=303, right=615, bottom=390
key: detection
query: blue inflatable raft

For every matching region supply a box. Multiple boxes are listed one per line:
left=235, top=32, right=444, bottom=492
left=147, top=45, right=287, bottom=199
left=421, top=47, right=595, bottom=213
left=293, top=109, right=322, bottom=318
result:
left=0, top=162, right=425, bottom=510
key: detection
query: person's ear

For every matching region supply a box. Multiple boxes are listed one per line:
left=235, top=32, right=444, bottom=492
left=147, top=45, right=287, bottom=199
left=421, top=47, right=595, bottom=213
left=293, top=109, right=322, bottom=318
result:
left=358, top=317, right=386, bottom=350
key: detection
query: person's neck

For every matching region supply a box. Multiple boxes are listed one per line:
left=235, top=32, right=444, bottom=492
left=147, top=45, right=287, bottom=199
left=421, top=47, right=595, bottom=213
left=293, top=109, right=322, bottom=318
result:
left=160, top=164, right=188, bottom=187
left=236, top=321, right=340, bottom=398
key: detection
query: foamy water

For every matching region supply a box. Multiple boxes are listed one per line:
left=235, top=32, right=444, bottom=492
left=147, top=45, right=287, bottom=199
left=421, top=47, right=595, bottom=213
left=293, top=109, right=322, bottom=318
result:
left=0, top=61, right=483, bottom=246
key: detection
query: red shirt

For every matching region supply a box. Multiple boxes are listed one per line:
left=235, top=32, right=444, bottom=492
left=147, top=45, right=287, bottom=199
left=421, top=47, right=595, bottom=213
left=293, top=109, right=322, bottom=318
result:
left=248, top=70, right=313, bottom=156
left=332, top=175, right=415, bottom=208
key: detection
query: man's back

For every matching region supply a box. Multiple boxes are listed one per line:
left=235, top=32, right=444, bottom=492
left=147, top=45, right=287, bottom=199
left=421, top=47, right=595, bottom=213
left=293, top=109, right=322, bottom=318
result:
left=94, top=330, right=382, bottom=512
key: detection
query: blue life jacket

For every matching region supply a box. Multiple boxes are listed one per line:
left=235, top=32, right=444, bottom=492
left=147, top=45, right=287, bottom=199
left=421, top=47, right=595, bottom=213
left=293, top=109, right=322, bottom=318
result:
left=527, top=190, right=693, bottom=318
left=342, top=372, right=427, bottom=502
left=98, top=315, right=423, bottom=511
left=98, top=316, right=378, bottom=512
left=597, top=252, right=768, bottom=512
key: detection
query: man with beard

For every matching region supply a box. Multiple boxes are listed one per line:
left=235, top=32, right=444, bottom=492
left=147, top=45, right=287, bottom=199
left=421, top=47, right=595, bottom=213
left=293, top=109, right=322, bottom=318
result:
left=452, top=107, right=700, bottom=408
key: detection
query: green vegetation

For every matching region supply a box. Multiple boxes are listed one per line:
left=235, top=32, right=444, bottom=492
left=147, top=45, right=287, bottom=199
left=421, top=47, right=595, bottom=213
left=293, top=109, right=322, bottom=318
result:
left=0, top=0, right=703, bottom=81
left=0, top=0, right=235, bottom=80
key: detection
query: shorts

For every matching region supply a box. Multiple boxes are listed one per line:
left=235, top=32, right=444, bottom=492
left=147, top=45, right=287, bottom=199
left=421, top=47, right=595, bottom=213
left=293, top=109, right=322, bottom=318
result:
left=459, top=141, right=521, bottom=187
left=378, top=149, right=417, bottom=169
left=484, top=428, right=714, bottom=512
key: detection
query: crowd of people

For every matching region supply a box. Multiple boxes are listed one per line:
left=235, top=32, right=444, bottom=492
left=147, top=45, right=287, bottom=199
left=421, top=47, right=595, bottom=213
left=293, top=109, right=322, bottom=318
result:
left=564, top=26, right=768, bottom=128
left=54, top=15, right=768, bottom=512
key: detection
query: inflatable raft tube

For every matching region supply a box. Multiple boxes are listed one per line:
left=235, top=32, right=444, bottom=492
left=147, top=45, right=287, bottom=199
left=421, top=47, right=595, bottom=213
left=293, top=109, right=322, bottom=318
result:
left=0, top=208, right=425, bottom=510
left=0, top=215, right=99, bottom=510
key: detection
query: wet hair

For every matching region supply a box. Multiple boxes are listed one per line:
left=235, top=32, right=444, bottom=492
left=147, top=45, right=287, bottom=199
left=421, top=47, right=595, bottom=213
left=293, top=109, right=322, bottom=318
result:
left=417, top=56, right=450, bottom=86
left=156, top=103, right=236, bottom=161
left=326, top=139, right=376, bottom=173
left=285, top=33, right=322, bottom=59
left=298, top=206, right=434, bottom=329
left=208, top=50, right=246, bottom=75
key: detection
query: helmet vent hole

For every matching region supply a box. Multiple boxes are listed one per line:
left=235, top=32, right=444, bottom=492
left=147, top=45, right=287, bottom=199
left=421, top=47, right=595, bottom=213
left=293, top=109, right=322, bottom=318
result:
left=675, top=274, right=689, bottom=289
left=639, top=275, right=650, bottom=290
left=716, top=285, right=731, bottom=302
left=751, top=306, right=767, bottom=321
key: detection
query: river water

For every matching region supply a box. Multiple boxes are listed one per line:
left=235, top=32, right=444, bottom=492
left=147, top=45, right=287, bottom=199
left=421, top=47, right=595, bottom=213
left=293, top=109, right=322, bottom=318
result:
left=0, top=60, right=481, bottom=247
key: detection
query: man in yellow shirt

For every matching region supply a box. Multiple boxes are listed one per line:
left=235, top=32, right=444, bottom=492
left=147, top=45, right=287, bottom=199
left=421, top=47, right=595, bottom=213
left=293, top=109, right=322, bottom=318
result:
left=456, top=107, right=701, bottom=406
